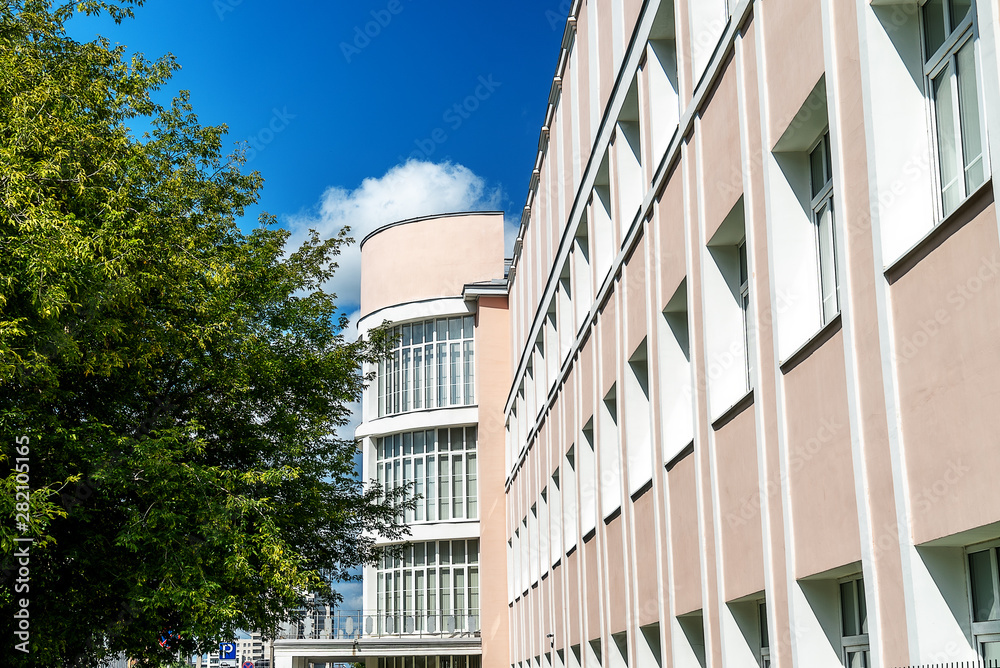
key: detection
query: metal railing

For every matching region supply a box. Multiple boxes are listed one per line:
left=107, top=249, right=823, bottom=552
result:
left=894, top=662, right=1000, bottom=667
left=277, top=610, right=481, bottom=640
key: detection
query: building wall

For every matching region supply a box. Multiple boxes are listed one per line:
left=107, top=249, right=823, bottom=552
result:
left=504, top=1, right=1000, bottom=668
left=357, top=212, right=509, bottom=667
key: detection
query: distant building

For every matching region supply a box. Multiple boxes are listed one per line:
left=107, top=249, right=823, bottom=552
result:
left=274, top=212, right=510, bottom=668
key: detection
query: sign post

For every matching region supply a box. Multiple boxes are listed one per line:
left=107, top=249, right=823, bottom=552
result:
left=219, top=642, right=237, bottom=668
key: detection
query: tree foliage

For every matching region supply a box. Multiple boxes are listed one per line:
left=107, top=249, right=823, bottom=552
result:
left=0, top=2, right=405, bottom=665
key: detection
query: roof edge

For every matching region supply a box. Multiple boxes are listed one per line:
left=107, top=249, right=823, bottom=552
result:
left=358, top=210, right=505, bottom=250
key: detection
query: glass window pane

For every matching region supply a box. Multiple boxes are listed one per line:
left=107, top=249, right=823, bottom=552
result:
left=933, top=65, right=962, bottom=214
left=439, top=454, right=451, bottom=520
left=924, top=0, right=948, bottom=60
left=440, top=541, right=451, bottom=565
left=816, top=202, right=838, bottom=323
left=426, top=429, right=436, bottom=453
left=402, top=324, right=411, bottom=346
left=759, top=601, right=769, bottom=650
left=453, top=540, right=467, bottom=564
left=840, top=581, right=859, bottom=637
left=414, top=430, right=425, bottom=454
left=449, top=317, right=462, bottom=340
left=450, top=343, right=461, bottom=405
left=424, top=344, right=434, bottom=408
left=403, top=432, right=412, bottom=456
left=413, top=348, right=422, bottom=410
left=464, top=341, right=475, bottom=405
left=466, top=426, right=478, bottom=450
left=951, top=0, right=972, bottom=27
left=858, top=578, right=868, bottom=634
left=982, top=639, right=1000, bottom=664
left=467, top=453, right=478, bottom=518
left=427, top=456, right=437, bottom=522
left=415, top=459, right=424, bottom=521
left=957, top=38, right=985, bottom=192
left=810, top=141, right=826, bottom=198
left=453, top=455, right=464, bottom=517
left=437, top=319, right=448, bottom=341
left=469, top=538, right=479, bottom=563
left=970, top=549, right=999, bottom=622
left=437, top=343, right=447, bottom=406
left=451, top=427, right=464, bottom=450
left=464, top=315, right=475, bottom=337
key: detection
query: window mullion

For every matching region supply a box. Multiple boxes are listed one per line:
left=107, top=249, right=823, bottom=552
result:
left=949, top=51, right=968, bottom=200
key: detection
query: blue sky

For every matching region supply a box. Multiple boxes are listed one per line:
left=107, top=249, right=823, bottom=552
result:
left=67, top=0, right=570, bottom=614
left=68, top=0, right=570, bottom=314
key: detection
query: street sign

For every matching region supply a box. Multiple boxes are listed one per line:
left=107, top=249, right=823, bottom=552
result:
left=220, top=642, right=237, bottom=660
left=243, top=662, right=255, bottom=668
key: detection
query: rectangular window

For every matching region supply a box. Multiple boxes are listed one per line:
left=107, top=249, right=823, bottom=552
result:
left=375, top=428, right=478, bottom=523
left=599, top=385, right=622, bottom=519
left=739, top=239, right=752, bottom=392
left=968, top=544, right=1000, bottom=661
left=810, top=132, right=839, bottom=324
left=467, top=453, right=478, bottom=518
left=464, top=340, right=475, bottom=405
left=840, top=576, right=870, bottom=666
left=758, top=601, right=770, bottom=668
left=450, top=342, right=461, bottom=405
left=413, top=347, right=422, bottom=410
left=923, top=0, right=985, bottom=215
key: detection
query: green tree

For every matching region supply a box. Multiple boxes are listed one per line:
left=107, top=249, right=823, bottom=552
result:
left=0, top=1, right=406, bottom=665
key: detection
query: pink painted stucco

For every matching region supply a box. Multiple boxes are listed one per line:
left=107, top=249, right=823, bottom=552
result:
left=359, top=212, right=505, bottom=318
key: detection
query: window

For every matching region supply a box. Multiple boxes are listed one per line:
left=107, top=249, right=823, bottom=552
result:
left=839, top=576, right=870, bottom=667
left=758, top=600, right=770, bottom=668
left=810, top=132, right=839, bottom=324
left=922, top=0, right=985, bottom=215
left=378, top=316, right=475, bottom=417
left=376, top=427, right=479, bottom=523
left=599, top=385, right=622, bottom=519
left=375, top=539, right=480, bottom=633
left=738, top=238, right=752, bottom=392
left=968, top=544, right=1000, bottom=662
left=625, top=341, right=653, bottom=496
left=704, top=199, right=751, bottom=419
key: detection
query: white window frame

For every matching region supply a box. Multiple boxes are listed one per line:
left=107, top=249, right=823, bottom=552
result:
left=738, top=238, right=751, bottom=392
left=920, top=0, right=988, bottom=218
left=809, top=131, right=839, bottom=325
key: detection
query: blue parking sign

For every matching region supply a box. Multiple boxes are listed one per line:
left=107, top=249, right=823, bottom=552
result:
left=220, top=642, right=237, bottom=660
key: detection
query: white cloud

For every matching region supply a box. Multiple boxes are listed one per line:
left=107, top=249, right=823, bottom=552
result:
left=285, top=160, right=504, bottom=314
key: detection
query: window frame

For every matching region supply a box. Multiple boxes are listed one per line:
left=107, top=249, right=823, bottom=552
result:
left=808, top=131, right=839, bottom=325
left=966, top=540, right=1000, bottom=654
left=839, top=575, right=870, bottom=666
left=757, top=599, right=770, bottom=668
left=738, top=238, right=752, bottom=392
left=920, top=0, right=987, bottom=218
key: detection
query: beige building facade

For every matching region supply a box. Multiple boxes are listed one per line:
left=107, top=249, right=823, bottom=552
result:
left=504, top=0, right=1000, bottom=667
left=272, top=212, right=512, bottom=668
